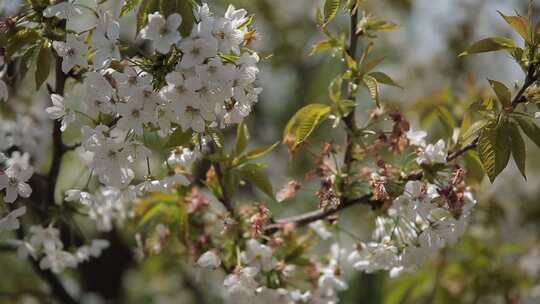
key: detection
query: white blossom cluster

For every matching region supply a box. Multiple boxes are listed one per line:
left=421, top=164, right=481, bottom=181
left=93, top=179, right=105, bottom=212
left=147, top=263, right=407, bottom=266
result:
left=14, top=225, right=109, bottom=274
left=65, top=186, right=135, bottom=232
left=197, top=239, right=315, bottom=303
left=348, top=179, right=476, bottom=276
left=42, top=1, right=261, bottom=225
left=25, top=0, right=262, bottom=242
left=344, top=131, right=476, bottom=277
left=0, top=152, right=33, bottom=203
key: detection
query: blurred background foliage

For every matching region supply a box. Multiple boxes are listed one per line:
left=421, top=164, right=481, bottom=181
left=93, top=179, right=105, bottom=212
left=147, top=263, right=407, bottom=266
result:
left=1, top=0, right=540, bottom=303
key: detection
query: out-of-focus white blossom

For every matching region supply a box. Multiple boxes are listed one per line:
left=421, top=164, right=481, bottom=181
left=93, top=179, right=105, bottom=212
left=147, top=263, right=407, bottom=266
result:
left=43, top=2, right=82, bottom=20
left=0, top=206, right=26, bottom=231
left=309, top=220, right=333, bottom=240
left=197, top=250, right=221, bottom=268
left=241, top=239, right=277, bottom=272
left=416, top=139, right=447, bottom=164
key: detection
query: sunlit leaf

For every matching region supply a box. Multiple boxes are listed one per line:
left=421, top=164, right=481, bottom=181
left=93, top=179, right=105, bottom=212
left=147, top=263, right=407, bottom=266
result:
left=237, top=163, right=274, bottom=199
left=498, top=11, right=531, bottom=44
left=459, top=37, right=516, bottom=57
left=283, top=104, right=332, bottom=148
left=488, top=79, right=511, bottom=108
left=477, top=122, right=511, bottom=183
left=310, top=39, right=332, bottom=55
left=244, top=142, right=280, bottom=161
left=368, top=71, right=402, bottom=88
left=323, top=0, right=340, bottom=26
left=362, top=74, right=380, bottom=107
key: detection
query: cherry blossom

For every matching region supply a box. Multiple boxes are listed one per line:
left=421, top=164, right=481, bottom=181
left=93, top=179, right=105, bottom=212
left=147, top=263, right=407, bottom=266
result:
left=46, top=94, right=76, bottom=132
left=140, top=12, right=182, bottom=54
left=0, top=206, right=26, bottom=231
left=52, top=34, right=88, bottom=73
left=197, top=250, right=221, bottom=268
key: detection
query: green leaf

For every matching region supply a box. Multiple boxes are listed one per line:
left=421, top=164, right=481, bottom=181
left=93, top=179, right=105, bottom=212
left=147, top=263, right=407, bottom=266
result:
left=316, top=7, right=324, bottom=27
left=244, top=142, right=280, bottom=161
left=368, top=71, right=402, bottom=88
left=513, top=114, right=540, bottom=148
left=237, top=163, right=274, bottom=199
left=165, top=128, right=193, bottom=147
left=323, top=0, right=340, bottom=26
left=235, top=121, right=250, bottom=156
left=498, top=11, right=531, bottom=44
left=177, top=0, right=196, bottom=36
left=35, top=41, right=52, bottom=90
left=488, top=79, right=511, bottom=108
left=459, top=37, right=516, bottom=57
left=358, top=56, right=384, bottom=75
left=18, top=44, right=38, bottom=82
left=310, top=39, right=333, bottom=55
left=137, top=0, right=159, bottom=32
left=363, top=74, right=380, bottom=107
left=463, top=150, right=485, bottom=184
left=283, top=104, right=332, bottom=148
left=120, top=0, right=140, bottom=17
left=367, top=19, right=399, bottom=32
left=477, top=122, right=511, bottom=183
left=461, top=120, right=489, bottom=146
left=160, top=0, right=176, bottom=16
left=6, top=28, right=40, bottom=59
left=507, top=121, right=526, bottom=179
left=436, top=106, right=456, bottom=135
left=494, top=122, right=512, bottom=180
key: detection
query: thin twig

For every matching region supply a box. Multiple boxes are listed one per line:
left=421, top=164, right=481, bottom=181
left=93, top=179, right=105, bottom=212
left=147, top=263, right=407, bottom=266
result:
left=208, top=143, right=234, bottom=214
left=265, top=195, right=377, bottom=230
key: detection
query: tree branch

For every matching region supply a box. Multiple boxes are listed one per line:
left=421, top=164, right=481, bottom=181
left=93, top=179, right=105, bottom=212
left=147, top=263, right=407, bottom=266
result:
left=268, top=11, right=539, bottom=231
left=47, top=51, right=67, bottom=206
left=19, top=15, right=77, bottom=304
left=265, top=195, right=377, bottom=230
left=342, top=9, right=360, bottom=172
left=266, top=9, right=371, bottom=231
left=208, top=143, right=234, bottom=214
